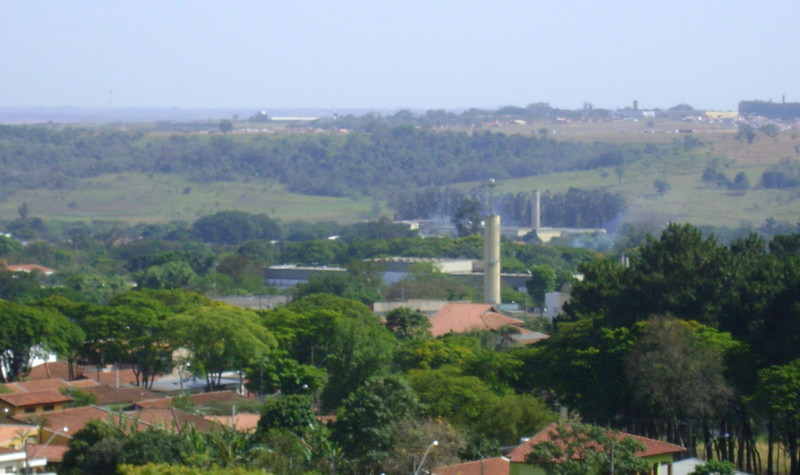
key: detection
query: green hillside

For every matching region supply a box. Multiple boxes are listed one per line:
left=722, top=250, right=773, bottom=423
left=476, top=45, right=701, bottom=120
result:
left=0, top=117, right=797, bottom=228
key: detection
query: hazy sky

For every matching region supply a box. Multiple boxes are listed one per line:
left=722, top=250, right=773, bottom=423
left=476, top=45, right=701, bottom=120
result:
left=2, top=1, right=798, bottom=111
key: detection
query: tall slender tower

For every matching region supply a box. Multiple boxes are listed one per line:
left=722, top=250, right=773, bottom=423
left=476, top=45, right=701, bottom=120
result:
left=531, top=189, right=541, bottom=230
left=483, top=215, right=501, bottom=305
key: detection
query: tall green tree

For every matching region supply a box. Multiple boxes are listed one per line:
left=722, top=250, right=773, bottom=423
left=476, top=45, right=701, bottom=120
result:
left=256, top=394, right=318, bottom=438
left=60, top=419, right=124, bottom=475
left=0, top=300, right=79, bottom=382
left=625, top=317, right=735, bottom=451
left=81, top=292, right=178, bottom=388
left=384, top=307, right=431, bottom=341
left=170, top=303, right=276, bottom=390
left=526, top=264, right=557, bottom=308
left=333, top=375, right=420, bottom=473
left=31, top=296, right=89, bottom=380
left=453, top=197, right=483, bottom=237
left=320, top=308, right=395, bottom=409
left=755, top=359, right=800, bottom=475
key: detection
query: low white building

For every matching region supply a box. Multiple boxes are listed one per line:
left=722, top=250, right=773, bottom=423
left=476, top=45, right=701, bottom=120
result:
left=0, top=446, right=49, bottom=474
left=671, top=458, right=750, bottom=475
left=544, top=291, right=571, bottom=320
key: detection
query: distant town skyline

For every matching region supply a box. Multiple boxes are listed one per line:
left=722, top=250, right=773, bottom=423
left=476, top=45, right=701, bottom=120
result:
left=2, top=1, right=799, bottom=113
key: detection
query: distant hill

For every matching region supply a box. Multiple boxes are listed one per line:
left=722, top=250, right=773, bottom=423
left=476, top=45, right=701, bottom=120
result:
left=0, top=114, right=797, bottom=229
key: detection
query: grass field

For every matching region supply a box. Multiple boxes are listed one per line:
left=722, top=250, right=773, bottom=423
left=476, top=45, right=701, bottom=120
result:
left=1, top=118, right=797, bottom=228
left=473, top=121, right=800, bottom=229
left=0, top=173, right=377, bottom=224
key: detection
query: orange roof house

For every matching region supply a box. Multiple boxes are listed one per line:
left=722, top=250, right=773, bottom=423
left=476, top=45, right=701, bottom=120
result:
left=26, top=361, right=92, bottom=382
left=5, top=264, right=55, bottom=275
left=507, top=423, right=685, bottom=475
left=26, top=362, right=73, bottom=381
left=428, top=303, right=524, bottom=337
left=24, top=442, right=70, bottom=466
left=205, top=413, right=261, bottom=433
left=27, top=360, right=138, bottom=386
left=11, top=405, right=217, bottom=440
left=433, top=456, right=510, bottom=475
left=0, top=424, right=38, bottom=449
left=0, top=390, right=73, bottom=417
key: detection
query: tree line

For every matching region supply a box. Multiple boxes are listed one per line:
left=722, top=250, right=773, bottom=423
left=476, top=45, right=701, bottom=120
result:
left=0, top=123, right=699, bottom=203
left=739, top=100, right=800, bottom=121
left=394, top=187, right=626, bottom=229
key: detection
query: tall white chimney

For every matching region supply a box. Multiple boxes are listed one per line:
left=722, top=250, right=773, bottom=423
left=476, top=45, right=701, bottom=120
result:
left=531, top=190, right=541, bottom=230
left=484, top=214, right=501, bottom=305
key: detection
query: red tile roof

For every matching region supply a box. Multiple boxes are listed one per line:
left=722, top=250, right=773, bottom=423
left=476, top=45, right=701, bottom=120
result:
left=0, top=423, right=37, bottom=447
left=6, top=264, right=55, bottom=275
left=11, top=405, right=156, bottom=438
left=27, top=361, right=139, bottom=386
left=429, top=303, right=524, bottom=337
left=89, top=368, right=139, bottom=387
left=508, top=423, right=685, bottom=463
left=69, top=379, right=100, bottom=389
left=3, top=378, right=73, bottom=394
left=133, top=390, right=247, bottom=410
left=133, top=398, right=172, bottom=409
left=186, top=390, right=248, bottom=406
left=82, top=385, right=164, bottom=406
left=11, top=405, right=215, bottom=438
left=205, top=413, right=260, bottom=433
left=11, top=405, right=122, bottom=436
left=25, top=442, right=70, bottom=463
left=0, top=390, right=73, bottom=408
left=433, top=456, right=510, bottom=475
left=134, top=407, right=215, bottom=432
left=26, top=361, right=74, bottom=381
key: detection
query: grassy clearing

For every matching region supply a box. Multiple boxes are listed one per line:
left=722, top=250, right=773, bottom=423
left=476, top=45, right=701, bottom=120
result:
left=475, top=142, right=799, bottom=228
left=498, top=118, right=800, bottom=165
left=477, top=119, right=800, bottom=228
left=0, top=173, right=377, bottom=224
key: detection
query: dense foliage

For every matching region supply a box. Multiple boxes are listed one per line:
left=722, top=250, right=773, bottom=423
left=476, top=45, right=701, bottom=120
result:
left=516, top=224, right=800, bottom=474
left=2, top=212, right=799, bottom=474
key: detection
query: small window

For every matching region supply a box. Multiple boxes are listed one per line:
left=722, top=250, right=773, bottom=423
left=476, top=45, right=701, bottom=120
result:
left=24, top=407, right=36, bottom=413
left=43, top=404, right=55, bottom=411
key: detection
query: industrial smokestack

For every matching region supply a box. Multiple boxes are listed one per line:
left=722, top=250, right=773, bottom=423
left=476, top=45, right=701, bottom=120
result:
left=531, top=190, right=541, bottom=230
left=483, top=215, right=501, bottom=305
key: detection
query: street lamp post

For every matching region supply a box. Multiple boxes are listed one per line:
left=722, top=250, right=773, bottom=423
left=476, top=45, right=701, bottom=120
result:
left=413, top=440, right=438, bottom=475
left=26, top=426, right=69, bottom=475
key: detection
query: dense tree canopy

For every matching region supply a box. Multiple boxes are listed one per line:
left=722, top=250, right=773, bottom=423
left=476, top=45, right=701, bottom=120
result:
left=170, top=303, right=276, bottom=389
left=0, top=300, right=79, bottom=381
left=1, top=204, right=799, bottom=475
